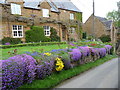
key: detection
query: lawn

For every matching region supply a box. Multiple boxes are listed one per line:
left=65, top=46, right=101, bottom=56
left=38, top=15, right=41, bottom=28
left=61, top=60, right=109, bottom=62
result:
left=2, top=44, right=68, bottom=60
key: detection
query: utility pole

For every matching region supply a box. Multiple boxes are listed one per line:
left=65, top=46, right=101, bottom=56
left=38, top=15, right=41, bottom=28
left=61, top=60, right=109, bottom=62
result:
left=92, top=0, right=95, bottom=41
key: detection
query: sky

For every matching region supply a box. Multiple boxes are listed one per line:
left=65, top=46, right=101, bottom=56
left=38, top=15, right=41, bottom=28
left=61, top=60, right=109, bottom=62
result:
left=71, top=0, right=119, bottom=23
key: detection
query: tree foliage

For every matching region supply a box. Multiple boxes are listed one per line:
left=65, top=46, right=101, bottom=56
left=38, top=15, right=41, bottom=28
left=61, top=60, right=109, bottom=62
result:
left=106, top=2, right=120, bottom=28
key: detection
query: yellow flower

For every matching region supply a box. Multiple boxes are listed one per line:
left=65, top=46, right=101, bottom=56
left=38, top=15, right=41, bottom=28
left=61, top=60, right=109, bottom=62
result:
left=55, top=57, right=64, bottom=71
left=55, top=57, right=61, bottom=61
left=44, top=53, right=51, bottom=56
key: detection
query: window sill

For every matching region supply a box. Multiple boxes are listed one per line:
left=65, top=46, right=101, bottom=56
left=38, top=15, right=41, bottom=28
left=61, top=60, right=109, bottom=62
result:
left=13, top=36, right=23, bottom=38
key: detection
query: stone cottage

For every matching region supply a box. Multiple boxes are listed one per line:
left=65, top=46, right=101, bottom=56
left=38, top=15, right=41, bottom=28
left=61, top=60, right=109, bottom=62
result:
left=0, top=0, right=82, bottom=42
left=83, top=14, right=119, bottom=43
left=83, top=14, right=113, bottom=38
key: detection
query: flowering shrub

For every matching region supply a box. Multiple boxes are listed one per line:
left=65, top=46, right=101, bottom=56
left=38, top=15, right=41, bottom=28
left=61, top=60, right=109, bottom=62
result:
left=89, top=48, right=99, bottom=56
left=104, top=45, right=112, bottom=54
left=98, top=48, right=107, bottom=58
left=55, top=57, right=64, bottom=71
left=2, top=54, right=37, bottom=89
left=61, top=53, right=72, bottom=70
left=69, top=48, right=82, bottom=62
left=77, top=46, right=91, bottom=57
left=89, top=43, right=97, bottom=46
left=5, top=42, right=10, bottom=45
left=36, top=60, right=54, bottom=79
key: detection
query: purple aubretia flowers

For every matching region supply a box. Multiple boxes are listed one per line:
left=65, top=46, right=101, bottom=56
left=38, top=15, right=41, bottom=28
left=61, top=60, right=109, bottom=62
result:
left=69, top=48, right=82, bottom=62
left=2, top=54, right=37, bottom=89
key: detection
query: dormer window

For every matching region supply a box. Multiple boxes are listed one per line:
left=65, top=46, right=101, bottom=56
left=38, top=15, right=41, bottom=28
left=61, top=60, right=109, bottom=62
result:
left=42, top=9, right=49, bottom=17
left=11, top=3, right=21, bottom=15
left=70, top=13, right=74, bottom=20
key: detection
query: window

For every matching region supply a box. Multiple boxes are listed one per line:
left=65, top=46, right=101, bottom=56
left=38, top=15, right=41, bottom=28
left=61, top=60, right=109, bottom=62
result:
left=42, top=9, right=49, bottom=17
left=43, top=26, right=50, bottom=36
left=69, top=27, right=75, bottom=34
left=11, top=3, right=21, bottom=15
left=70, top=13, right=74, bottom=20
left=12, top=25, right=23, bottom=38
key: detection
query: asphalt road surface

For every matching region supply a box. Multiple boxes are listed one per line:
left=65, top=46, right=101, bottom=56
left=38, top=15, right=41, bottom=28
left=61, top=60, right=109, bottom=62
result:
left=55, top=58, right=119, bottom=88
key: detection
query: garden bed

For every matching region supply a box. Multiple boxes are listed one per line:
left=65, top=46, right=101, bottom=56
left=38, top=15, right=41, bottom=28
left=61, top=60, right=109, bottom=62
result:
left=1, top=42, right=114, bottom=89
left=19, top=54, right=117, bottom=88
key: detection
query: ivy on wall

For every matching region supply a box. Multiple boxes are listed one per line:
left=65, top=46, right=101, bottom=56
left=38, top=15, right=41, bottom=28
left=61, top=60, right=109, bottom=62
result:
left=75, top=12, right=83, bottom=39
left=75, top=12, right=82, bottom=22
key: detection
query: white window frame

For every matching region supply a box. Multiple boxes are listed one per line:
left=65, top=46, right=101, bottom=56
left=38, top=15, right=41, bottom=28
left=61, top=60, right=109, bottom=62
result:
left=69, top=27, right=75, bottom=34
left=12, top=25, right=23, bottom=38
left=42, top=9, right=49, bottom=18
left=11, top=3, right=21, bottom=15
left=70, top=13, right=74, bottom=20
left=43, top=26, right=50, bottom=36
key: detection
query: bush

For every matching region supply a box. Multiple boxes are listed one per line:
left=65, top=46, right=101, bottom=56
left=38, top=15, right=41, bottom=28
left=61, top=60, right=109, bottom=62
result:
left=25, top=26, right=51, bottom=43
left=82, top=32, right=87, bottom=39
left=99, top=35, right=111, bottom=42
left=50, top=27, right=60, bottom=42
left=69, top=48, right=82, bottom=62
left=1, top=37, right=22, bottom=45
left=1, top=42, right=66, bottom=49
left=2, top=54, right=37, bottom=89
left=36, top=61, right=54, bottom=79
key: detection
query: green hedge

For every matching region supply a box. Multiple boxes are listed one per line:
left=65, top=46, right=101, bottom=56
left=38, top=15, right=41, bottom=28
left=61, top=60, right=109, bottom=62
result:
left=1, top=42, right=66, bottom=49
left=25, top=26, right=51, bottom=43
left=1, top=37, right=22, bottom=45
left=50, top=27, right=60, bottom=42
left=99, top=35, right=111, bottom=42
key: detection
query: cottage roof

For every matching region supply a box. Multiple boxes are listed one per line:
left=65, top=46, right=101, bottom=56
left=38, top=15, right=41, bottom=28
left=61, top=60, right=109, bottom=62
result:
left=24, top=0, right=59, bottom=12
left=96, top=16, right=112, bottom=29
left=0, top=0, right=82, bottom=12
left=24, top=1, right=41, bottom=10
left=51, top=0, right=81, bottom=12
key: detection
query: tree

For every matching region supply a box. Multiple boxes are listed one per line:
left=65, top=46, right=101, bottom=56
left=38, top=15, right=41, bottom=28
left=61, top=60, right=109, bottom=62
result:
left=107, top=10, right=120, bottom=27
left=106, top=2, right=120, bottom=28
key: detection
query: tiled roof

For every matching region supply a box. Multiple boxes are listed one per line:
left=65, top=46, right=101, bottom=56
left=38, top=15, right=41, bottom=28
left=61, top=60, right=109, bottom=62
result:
left=24, top=0, right=59, bottom=12
left=51, top=0, right=81, bottom=12
left=46, top=0, right=59, bottom=12
left=96, top=16, right=112, bottom=29
left=1, top=0, right=81, bottom=12
left=24, top=1, right=41, bottom=10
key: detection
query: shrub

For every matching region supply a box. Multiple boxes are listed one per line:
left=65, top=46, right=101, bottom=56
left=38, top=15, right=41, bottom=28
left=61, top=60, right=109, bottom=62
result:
left=2, top=54, right=37, bottom=89
left=98, top=48, right=107, bottom=58
left=36, top=61, right=54, bottom=79
left=82, top=32, right=87, bottom=39
left=99, top=35, right=111, bottom=42
left=50, top=27, right=60, bottom=42
left=69, top=48, right=82, bottom=62
left=2, top=37, right=22, bottom=45
left=77, top=46, right=91, bottom=57
left=25, top=26, right=51, bottom=43
left=104, top=45, right=112, bottom=54
left=1, top=42, right=66, bottom=49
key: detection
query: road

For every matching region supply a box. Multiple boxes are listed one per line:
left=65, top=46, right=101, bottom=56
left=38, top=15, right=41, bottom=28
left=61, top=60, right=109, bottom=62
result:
left=55, top=58, right=119, bottom=88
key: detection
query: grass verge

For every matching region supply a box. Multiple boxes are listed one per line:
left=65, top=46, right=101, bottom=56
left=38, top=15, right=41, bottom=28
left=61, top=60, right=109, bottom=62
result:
left=19, top=54, right=117, bottom=89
